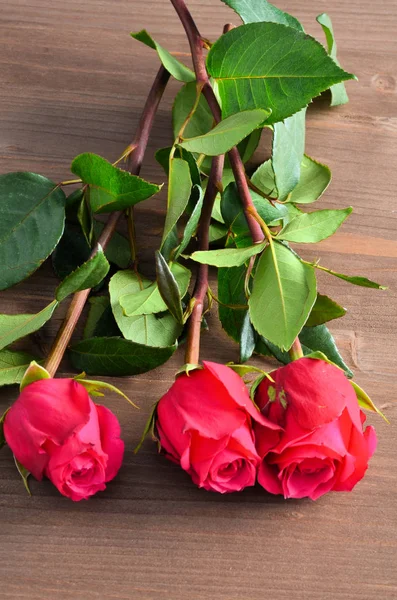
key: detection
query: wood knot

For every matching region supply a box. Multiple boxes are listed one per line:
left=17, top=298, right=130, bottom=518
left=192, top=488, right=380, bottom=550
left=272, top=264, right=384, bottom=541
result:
left=371, top=74, right=396, bottom=94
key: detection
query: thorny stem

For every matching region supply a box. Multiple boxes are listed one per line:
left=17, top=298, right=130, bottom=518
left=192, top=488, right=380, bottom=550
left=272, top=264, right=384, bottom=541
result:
left=184, top=154, right=225, bottom=365
left=45, top=66, right=171, bottom=376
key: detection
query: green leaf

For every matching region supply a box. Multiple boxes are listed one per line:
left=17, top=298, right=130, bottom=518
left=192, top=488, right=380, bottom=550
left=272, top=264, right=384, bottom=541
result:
left=20, top=361, right=50, bottom=391
left=218, top=263, right=248, bottom=343
left=350, top=380, right=388, bottom=422
left=52, top=221, right=91, bottom=279
left=272, top=108, right=306, bottom=201
left=0, top=408, right=9, bottom=449
left=179, top=109, right=270, bottom=156
left=249, top=242, right=317, bottom=350
left=134, top=401, right=159, bottom=453
left=69, top=337, right=177, bottom=376
left=0, top=301, right=58, bottom=352
left=221, top=0, right=303, bottom=30
left=155, top=146, right=201, bottom=188
left=161, top=158, right=192, bottom=247
left=299, top=324, right=353, bottom=377
left=173, top=82, right=214, bottom=140
left=240, top=313, right=256, bottom=363
left=14, top=456, right=31, bottom=496
left=55, top=247, right=110, bottom=302
left=310, top=264, right=386, bottom=289
left=131, top=30, right=195, bottom=82
left=119, top=262, right=191, bottom=317
left=252, top=154, right=331, bottom=204
left=77, top=189, right=94, bottom=245
left=316, top=13, right=349, bottom=106
left=209, top=222, right=228, bottom=244
left=207, top=23, right=355, bottom=123
left=222, top=182, right=288, bottom=237
left=155, top=252, right=184, bottom=324
left=93, top=222, right=130, bottom=269
left=71, top=153, right=161, bottom=213
left=84, top=296, right=112, bottom=339
left=0, top=172, right=66, bottom=290
left=174, top=186, right=204, bottom=259
left=306, top=293, right=346, bottom=327
left=0, top=351, right=38, bottom=387
left=191, top=241, right=266, bottom=268
left=109, top=271, right=182, bottom=347
left=278, top=207, right=352, bottom=243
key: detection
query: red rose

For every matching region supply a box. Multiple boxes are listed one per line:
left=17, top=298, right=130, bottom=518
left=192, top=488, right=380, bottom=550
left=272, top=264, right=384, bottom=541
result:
left=4, top=378, right=124, bottom=501
left=156, top=361, right=278, bottom=493
left=253, top=358, right=377, bottom=500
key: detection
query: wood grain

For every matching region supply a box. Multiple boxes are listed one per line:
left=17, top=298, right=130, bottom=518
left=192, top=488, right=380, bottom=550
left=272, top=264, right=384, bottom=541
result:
left=0, top=1, right=396, bottom=599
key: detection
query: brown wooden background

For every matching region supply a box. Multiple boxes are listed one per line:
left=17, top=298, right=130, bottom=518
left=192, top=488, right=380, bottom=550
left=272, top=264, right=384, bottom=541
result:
left=0, top=1, right=396, bottom=598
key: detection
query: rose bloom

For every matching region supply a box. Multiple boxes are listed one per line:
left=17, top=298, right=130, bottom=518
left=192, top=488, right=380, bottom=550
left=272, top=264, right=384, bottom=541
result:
left=4, top=378, right=124, bottom=501
left=156, top=361, right=278, bottom=493
left=253, top=358, right=377, bottom=500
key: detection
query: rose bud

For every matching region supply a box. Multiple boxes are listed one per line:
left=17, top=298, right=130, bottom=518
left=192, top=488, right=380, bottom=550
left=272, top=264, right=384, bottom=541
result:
left=156, top=361, right=279, bottom=494
left=253, top=358, right=377, bottom=501
left=4, top=378, right=124, bottom=501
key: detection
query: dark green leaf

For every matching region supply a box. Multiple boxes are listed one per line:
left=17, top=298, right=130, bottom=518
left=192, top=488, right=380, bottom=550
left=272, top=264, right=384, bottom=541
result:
left=209, top=222, right=228, bottom=244
left=221, top=0, right=303, bottom=30
left=191, top=241, right=266, bottom=268
left=155, top=146, right=201, bottom=187
left=272, top=108, right=306, bottom=200
left=0, top=351, right=38, bottom=387
left=278, top=207, right=352, bottom=243
left=0, top=301, right=58, bottom=352
left=161, top=158, right=192, bottom=246
left=155, top=252, right=184, bottom=324
left=174, top=186, right=204, bottom=259
left=109, top=271, right=182, bottom=347
left=131, top=30, right=195, bottom=82
left=71, top=153, right=161, bottom=213
left=84, top=296, right=121, bottom=339
left=240, top=313, right=256, bottom=363
left=173, top=82, right=213, bottom=139
left=207, top=23, right=355, bottom=123
left=69, top=337, right=177, bottom=376
left=179, top=109, right=270, bottom=156
left=55, top=247, right=110, bottom=302
left=249, top=242, right=317, bottom=350
left=77, top=189, right=94, bottom=245
left=0, top=172, right=66, bottom=290
left=252, top=154, right=331, bottom=204
left=306, top=293, right=346, bottom=327
left=299, top=324, right=353, bottom=377
left=218, top=263, right=248, bottom=343
left=316, top=13, right=349, bottom=106
left=52, top=221, right=91, bottom=279
left=93, top=222, right=130, bottom=269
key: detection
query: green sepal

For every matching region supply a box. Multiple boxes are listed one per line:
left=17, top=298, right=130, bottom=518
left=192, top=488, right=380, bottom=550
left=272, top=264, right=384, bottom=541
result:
left=0, top=408, right=10, bottom=450
left=74, top=374, right=137, bottom=408
left=14, top=456, right=31, bottom=496
left=134, top=401, right=159, bottom=454
left=20, top=361, right=51, bottom=392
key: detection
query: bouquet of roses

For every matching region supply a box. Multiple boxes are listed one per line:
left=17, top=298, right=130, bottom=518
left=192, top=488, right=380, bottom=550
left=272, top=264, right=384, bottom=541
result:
left=0, top=0, right=387, bottom=501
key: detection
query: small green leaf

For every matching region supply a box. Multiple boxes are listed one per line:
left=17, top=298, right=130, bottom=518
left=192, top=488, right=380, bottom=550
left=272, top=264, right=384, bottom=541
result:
left=207, top=23, right=355, bottom=123
left=71, top=153, right=161, bottom=213
left=299, top=325, right=353, bottom=377
left=14, top=456, right=31, bottom=496
left=350, top=380, right=388, bottom=422
left=0, top=301, right=58, bottom=352
left=119, top=263, right=191, bottom=317
left=131, top=30, right=195, bottom=83
left=77, top=189, right=94, bottom=245
left=252, top=154, right=331, bottom=204
left=55, top=247, right=110, bottom=302
left=179, top=109, right=270, bottom=156
left=155, top=252, right=184, bottom=324
left=0, top=351, right=39, bottom=388
left=0, top=172, right=66, bottom=290
left=306, top=293, right=346, bottom=327
left=278, top=207, right=352, bottom=243
left=310, top=264, right=386, bottom=289
left=240, top=313, right=256, bottom=363
left=221, top=0, right=303, bottom=30
left=316, top=13, right=349, bottom=106
left=191, top=241, right=266, bottom=268
left=0, top=409, right=9, bottom=449
left=20, top=361, right=50, bottom=391
left=249, top=242, right=317, bottom=350
left=161, top=158, right=192, bottom=247
left=174, top=186, right=204, bottom=259
left=109, top=271, right=182, bottom=347
left=272, top=108, right=306, bottom=201
left=69, top=337, right=177, bottom=376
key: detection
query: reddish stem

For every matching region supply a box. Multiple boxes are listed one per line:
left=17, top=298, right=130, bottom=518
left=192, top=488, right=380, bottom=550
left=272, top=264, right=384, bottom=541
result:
left=45, top=66, right=170, bottom=376
left=185, top=155, right=224, bottom=365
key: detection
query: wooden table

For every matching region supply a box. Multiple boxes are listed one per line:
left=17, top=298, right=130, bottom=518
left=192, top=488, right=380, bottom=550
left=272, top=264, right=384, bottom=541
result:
left=0, top=1, right=396, bottom=598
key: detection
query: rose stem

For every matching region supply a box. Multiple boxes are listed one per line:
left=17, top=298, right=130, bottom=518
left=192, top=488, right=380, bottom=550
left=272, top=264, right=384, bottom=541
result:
left=45, top=66, right=171, bottom=377
left=185, top=154, right=225, bottom=365
left=170, top=0, right=304, bottom=361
